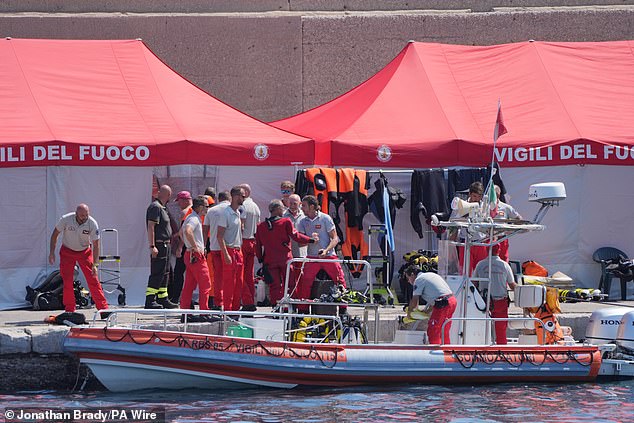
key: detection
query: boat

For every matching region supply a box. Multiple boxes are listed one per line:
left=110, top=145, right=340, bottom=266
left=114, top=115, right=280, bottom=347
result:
left=63, top=182, right=633, bottom=392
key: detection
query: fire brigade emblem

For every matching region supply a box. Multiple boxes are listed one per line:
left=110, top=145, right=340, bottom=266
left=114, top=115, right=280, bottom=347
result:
left=377, top=145, right=392, bottom=162
left=254, top=144, right=269, bottom=161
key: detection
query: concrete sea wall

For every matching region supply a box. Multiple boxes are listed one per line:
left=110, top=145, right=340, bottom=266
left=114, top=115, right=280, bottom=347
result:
left=0, top=1, right=631, bottom=121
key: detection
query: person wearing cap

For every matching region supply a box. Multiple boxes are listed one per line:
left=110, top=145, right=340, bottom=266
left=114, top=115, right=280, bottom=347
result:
left=238, top=183, right=260, bottom=312
left=180, top=196, right=212, bottom=314
left=168, top=190, right=193, bottom=304
left=48, top=204, right=109, bottom=314
left=145, top=185, right=178, bottom=309
left=473, top=244, right=517, bottom=344
left=217, top=186, right=245, bottom=311
left=404, top=265, right=456, bottom=344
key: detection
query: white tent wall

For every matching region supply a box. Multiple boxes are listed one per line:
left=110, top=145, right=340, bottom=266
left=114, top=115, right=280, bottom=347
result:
left=0, top=167, right=48, bottom=310
left=0, top=166, right=152, bottom=310
left=501, top=164, right=634, bottom=295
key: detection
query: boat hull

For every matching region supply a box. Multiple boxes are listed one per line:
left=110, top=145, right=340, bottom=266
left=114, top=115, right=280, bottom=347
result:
left=64, top=327, right=601, bottom=392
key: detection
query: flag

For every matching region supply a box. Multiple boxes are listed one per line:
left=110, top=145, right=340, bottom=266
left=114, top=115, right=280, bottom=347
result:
left=493, top=102, right=507, bottom=142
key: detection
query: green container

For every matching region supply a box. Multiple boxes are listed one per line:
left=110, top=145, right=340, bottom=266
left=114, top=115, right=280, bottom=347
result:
left=226, top=324, right=253, bottom=338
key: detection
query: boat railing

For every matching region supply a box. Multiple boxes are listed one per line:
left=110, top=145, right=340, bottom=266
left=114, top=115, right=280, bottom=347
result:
left=282, top=257, right=375, bottom=303
left=91, top=308, right=350, bottom=344
left=440, top=316, right=548, bottom=345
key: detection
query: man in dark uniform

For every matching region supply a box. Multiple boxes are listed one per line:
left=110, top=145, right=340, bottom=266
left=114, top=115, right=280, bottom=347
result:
left=145, top=185, right=178, bottom=309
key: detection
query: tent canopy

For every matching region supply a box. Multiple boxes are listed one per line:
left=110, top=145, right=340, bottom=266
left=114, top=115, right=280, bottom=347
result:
left=272, top=40, right=634, bottom=168
left=0, top=38, right=313, bottom=167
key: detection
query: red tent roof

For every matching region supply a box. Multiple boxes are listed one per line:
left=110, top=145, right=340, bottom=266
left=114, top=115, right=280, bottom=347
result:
left=272, top=40, right=634, bottom=167
left=0, top=38, right=313, bottom=167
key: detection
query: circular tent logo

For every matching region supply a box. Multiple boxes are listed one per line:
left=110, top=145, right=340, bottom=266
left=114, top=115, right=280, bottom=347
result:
left=254, top=144, right=269, bottom=161
left=377, top=145, right=392, bottom=162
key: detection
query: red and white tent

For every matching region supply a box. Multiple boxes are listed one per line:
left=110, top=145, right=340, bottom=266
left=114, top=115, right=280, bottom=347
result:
left=0, top=39, right=312, bottom=309
left=273, top=41, right=634, bottom=294
left=273, top=40, right=634, bottom=168
left=0, top=38, right=313, bottom=167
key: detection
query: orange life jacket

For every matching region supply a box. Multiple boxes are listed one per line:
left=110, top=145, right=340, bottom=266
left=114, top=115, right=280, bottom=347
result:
left=338, top=168, right=369, bottom=278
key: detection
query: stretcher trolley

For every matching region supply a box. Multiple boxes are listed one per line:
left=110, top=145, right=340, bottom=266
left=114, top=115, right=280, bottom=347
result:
left=98, top=228, right=126, bottom=305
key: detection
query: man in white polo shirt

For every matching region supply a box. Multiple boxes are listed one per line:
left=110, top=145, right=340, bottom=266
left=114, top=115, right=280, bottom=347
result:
left=295, top=195, right=345, bottom=306
left=48, top=204, right=109, bottom=313
left=217, top=186, right=245, bottom=311
left=238, top=183, right=260, bottom=312
left=179, top=196, right=212, bottom=313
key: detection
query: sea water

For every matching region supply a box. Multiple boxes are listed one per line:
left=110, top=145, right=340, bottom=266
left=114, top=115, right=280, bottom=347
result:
left=1, top=381, right=633, bottom=422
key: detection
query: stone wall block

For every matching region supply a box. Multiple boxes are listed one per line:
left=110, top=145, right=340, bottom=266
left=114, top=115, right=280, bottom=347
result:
left=26, top=326, right=70, bottom=354
left=0, top=328, right=32, bottom=354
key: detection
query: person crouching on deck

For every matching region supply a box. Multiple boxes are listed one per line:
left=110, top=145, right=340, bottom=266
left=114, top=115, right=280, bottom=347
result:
left=404, top=266, right=457, bottom=344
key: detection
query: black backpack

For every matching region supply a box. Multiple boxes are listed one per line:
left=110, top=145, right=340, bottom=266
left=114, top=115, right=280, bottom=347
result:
left=26, top=269, right=90, bottom=311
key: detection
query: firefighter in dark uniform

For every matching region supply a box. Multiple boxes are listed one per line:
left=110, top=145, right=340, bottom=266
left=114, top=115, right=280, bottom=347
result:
left=145, top=185, right=178, bottom=309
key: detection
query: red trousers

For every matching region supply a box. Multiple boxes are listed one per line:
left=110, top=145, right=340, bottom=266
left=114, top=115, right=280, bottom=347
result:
left=205, top=252, right=215, bottom=298
left=221, top=247, right=244, bottom=311
left=180, top=250, right=211, bottom=310
left=59, top=245, right=108, bottom=313
left=296, top=256, right=346, bottom=301
left=498, top=239, right=510, bottom=262
left=458, top=245, right=488, bottom=275
left=241, top=239, right=256, bottom=306
left=265, top=263, right=289, bottom=306
left=427, top=295, right=457, bottom=345
left=210, top=251, right=223, bottom=306
left=491, top=297, right=510, bottom=344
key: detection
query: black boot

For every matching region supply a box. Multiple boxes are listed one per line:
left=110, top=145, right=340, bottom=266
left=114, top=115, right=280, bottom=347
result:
left=144, top=295, right=163, bottom=309
left=157, top=296, right=178, bottom=309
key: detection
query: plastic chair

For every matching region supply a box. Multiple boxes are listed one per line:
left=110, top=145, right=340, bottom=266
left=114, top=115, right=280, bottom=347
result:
left=592, top=247, right=630, bottom=300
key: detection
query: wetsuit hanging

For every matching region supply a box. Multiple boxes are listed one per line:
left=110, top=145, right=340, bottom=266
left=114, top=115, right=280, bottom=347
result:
left=410, top=169, right=448, bottom=239
left=368, top=173, right=406, bottom=286
left=304, top=168, right=337, bottom=214
left=339, top=168, right=369, bottom=278
left=447, top=168, right=486, bottom=204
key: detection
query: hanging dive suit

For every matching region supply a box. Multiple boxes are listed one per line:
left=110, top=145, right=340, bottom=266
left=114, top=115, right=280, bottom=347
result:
left=410, top=169, right=449, bottom=239
left=338, top=168, right=370, bottom=278
left=368, top=173, right=406, bottom=287
left=302, top=168, right=338, bottom=214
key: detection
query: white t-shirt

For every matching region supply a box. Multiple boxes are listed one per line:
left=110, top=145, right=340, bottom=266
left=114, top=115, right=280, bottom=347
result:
left=296, top=211, right=336, bottom=256
left=218, top=205, right=242, bottom=248
left=240, top=197, right=261, bottom=239
left=183, top=211, right=204, bottom=251
left=412, top=272, right=452, bottom=305
left=496, top=201, right=521, bottom=219
left=473, top=256, right=515, bottom=299
left=55, top=213, right=99, bottom=251
left=207, top=201, right=230, bottom=251
left=283, top=208, right=307, bottom=258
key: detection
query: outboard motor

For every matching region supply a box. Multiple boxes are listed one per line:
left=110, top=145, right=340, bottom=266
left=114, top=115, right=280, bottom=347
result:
left=616, top=311, right=634, bottom=354
left=585, top=307, right=631, bottom=345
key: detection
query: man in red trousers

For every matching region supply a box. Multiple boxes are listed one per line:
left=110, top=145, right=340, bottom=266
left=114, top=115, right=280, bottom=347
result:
left=48, top=204, right=109, bottom=314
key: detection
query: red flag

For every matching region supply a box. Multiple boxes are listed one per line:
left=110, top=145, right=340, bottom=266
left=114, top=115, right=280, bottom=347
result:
left=494, top=103, right=507, bottom=141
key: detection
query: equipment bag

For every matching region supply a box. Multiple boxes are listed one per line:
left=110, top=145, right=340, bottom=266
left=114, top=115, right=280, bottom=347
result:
left=522, top=260, right=548, bottom=277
